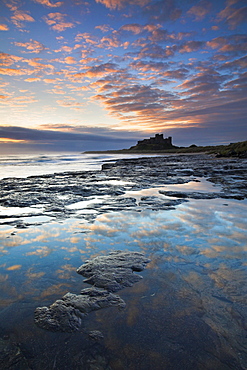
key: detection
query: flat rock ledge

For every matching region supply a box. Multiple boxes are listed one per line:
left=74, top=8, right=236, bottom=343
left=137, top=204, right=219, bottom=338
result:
left=34, top=251, right=150, bottom=332
left=77, top=250, right=150, bottom=292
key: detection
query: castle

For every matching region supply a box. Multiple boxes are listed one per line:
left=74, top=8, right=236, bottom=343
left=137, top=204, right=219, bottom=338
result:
left=129, top=133, right=174, bottom=151
left=137, top=134, right=172, bottom=147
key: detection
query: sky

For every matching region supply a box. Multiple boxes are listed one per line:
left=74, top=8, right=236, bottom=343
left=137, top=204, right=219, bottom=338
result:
left=0, top=0, right=247, bottom=153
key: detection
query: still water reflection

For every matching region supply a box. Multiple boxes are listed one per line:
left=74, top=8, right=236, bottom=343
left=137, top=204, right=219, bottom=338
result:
left=0, top=196, right=246, bottom=369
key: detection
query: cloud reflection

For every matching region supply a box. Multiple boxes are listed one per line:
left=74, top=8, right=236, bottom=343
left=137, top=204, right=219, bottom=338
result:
left=6, top=264, right=22, bottom=271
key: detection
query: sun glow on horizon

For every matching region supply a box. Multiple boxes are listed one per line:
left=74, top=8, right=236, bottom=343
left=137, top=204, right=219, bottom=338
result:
left=0, top=138, right=28, bottom=143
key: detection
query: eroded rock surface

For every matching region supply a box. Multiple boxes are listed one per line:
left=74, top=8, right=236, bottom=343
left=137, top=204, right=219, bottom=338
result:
left=1, top=154, right=246, bottom=227
left=34, top=287, right=125, bottom=332
left=77, top=251, right=150, bottom=292
left=34, top=251, right=149, bottom=332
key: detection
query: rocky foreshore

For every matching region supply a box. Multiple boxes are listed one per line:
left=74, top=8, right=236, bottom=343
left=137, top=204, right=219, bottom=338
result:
left=0, top=153, right=246, bottom=227
left=1, top=153, right=247, bottom=369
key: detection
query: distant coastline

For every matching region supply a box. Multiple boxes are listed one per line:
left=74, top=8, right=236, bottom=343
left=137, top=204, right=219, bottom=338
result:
left=84, top=136, right=247, bottom=158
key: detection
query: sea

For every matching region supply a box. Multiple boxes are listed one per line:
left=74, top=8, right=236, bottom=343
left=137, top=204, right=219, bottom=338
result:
left=0, top=151, right=246, bottom=369
left=0, top=151, right=154, bottom=180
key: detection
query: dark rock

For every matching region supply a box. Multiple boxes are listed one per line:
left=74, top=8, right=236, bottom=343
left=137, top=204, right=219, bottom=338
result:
left=34, top=300, right=82, bottom=332
left=139, top=196, right=185, bottom=208
left=159, top=190, right=218, bottom=199
left=77, top=251, right=150, bottom=292
left=88, top=330, right=104, bottom=341
left=35, top=251, right=149, bottom=332
left=34, top=287, right=125, bottom=332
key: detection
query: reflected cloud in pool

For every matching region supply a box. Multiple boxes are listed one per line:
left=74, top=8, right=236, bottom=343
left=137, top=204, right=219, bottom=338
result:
left=0, top=196, right=246, bottom=368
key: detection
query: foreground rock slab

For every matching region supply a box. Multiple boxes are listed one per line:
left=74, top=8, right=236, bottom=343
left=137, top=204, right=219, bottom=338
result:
left=34, top=251, right=150, bottom=332
left=77, top=251, right=150, bottom=292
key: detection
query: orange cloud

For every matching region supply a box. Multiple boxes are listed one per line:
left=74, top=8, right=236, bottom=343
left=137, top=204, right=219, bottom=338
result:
left=6, top=264, right=22, bottom=271
left=64, top=56, right=76, bottom=64
left=25, top=58, right=55, bottom=71
left=0, top=67, right=30, bottom=75
left=14, top=39, right=47, bottom=53
left=32, top=0, right=63, bottom=7
left=54, top=45, right=73, bottom=53
left=11, top=10, right=35, bottom=28
left=49, top=87, right=66, bottom=94
left=0, top=24, right=9, bottom=31
left=0, top=138, right=27, bottom=143
left=43, top=78, right=58, bottom=83
left=43, top=12, right=77, bottom=32
left=0, top=52, right=23, bottom=66
left=25, top=77, right=41, bottom=82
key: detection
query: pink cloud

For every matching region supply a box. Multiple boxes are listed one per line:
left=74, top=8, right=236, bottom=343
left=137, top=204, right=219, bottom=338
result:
left=56, top=97, right=84, bottom=109
left=95, top=24, right=113, bottom=33
left=11, top=10, right=35, bottom=28
left=207, top=35, right=247, bottom=55
left=31, top=0, right=63, bottom=7
left=144, top=1, right=181, bottom=22
left=187, top=0, right=211, bottom=21
left=217, top=3, right=247, bottom=29
left=130, top=61, right=168, bottom=72
left=120, top=23, right=145, bottom=34
left=225, top=7, right=247, bottom=29
left=179, top=41, right=205, bottom=53
left=71, top=62, right=119, bottom=81
left=100, top=35, right=120, bottom=48
left=95, top=0, right=150, bottom=10
left=43, top=12, right=76, bottom=32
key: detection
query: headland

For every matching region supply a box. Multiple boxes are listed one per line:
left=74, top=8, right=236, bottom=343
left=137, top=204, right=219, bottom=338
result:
left=85, top=134, right=247, bottom=158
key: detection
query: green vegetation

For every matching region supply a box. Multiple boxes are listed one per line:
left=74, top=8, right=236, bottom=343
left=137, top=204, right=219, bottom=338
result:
left=208, top=140, right=247, bottom=157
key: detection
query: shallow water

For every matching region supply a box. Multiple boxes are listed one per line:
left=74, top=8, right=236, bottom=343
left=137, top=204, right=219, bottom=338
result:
left=0, top=189, right=246, bottom=368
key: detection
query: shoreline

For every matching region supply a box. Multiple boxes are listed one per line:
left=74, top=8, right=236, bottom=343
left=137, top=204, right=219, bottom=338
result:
left=84, top=150, right=209, bottom=156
